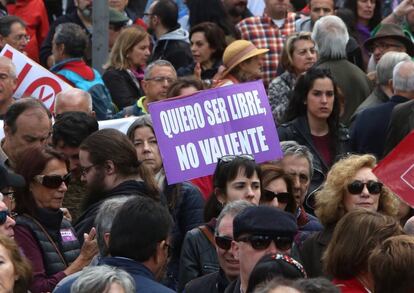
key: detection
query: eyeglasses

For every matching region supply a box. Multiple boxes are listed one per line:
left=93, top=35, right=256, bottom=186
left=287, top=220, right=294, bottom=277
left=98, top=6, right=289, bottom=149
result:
left=347, top=180, right=383, bottom=195
left=0, top=210, right=12, bottom=225
left=237, top=235, right=293, bottom=251
left=80, top=164, right=97, bottom=176
left=145, top=76, right=176, bottom=84
left=34, top=173, right=71, bottom=189
left=371, top=41, right=404, bottom=52
left=261, top=190, right=291, bottom=204
left=215, top=235, right=233, bottom=250
left=13, top=34, right=30, bottom=42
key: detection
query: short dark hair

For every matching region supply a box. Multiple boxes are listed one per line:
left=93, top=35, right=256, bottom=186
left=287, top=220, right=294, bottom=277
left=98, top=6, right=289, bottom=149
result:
left=4, top=98, right=51, bottom=134
left=54, top=23, right=88, bottom=58
left=109, top=196, right=173, bottom=262
left=52, top=111, right=99, bottom=148
left=14, top=147, right=69, bottom=215
left=152, top=0, right=178, bottom=30
left=166, top=77, right=204, bottom=98
left=190, top=22, right=227, bottom=62
left=0, top=15, right=26, bottom=37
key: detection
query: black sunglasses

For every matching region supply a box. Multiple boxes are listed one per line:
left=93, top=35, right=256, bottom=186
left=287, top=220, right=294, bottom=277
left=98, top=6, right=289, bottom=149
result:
left=218, top=154, right=255, bottom=166
left=262, top=190, right=291, bottom=204
left=237, top=235, right=293, bottom=251
left=215, top=235, right=233, bottom=250
left=34, top=173, right=72, bottom=189
left=0, top=210, right=11, bottom=225
left=347, top=180, right=382, bottom=195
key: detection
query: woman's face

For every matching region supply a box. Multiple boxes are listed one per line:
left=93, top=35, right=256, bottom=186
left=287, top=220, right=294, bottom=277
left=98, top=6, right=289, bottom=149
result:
left=306, top=77, right=335, bottom=121
left=239, top=55, right=264, bottom=81
left=191, top=32, right=215, bottom=66
left=133, top=126, right=163, bottom=174
left=220, top=168, right=261, bottom=205
left=264, top=178, right=288, bottom=210
left=30, top=159, right=69, bottom=210
left=128, top=37, right=151, bottom=68
left=357, top=0, right=375, bottom=23
left=343, top=167, right=380, bottom=212
left=0, top=202, right=15, bottom=239
left=0, top=244, right=16, bottom=293
left=291, top=40, right=317, bottom=75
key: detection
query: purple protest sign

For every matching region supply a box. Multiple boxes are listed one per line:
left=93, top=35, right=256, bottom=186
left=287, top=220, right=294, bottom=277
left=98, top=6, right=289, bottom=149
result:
left=148, top=81, right=283, bottom=184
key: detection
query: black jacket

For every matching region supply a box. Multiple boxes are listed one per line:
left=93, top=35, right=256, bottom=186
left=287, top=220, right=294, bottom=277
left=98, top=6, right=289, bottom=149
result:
left=74, top=180, right=150, bottom=243
left=185, top=269, right=229, bottom=293
left=278, top=116, right=350, bottom=202
left=149, top=26, right=193, bottom=70
left=102, top=68, right=144, bottom=110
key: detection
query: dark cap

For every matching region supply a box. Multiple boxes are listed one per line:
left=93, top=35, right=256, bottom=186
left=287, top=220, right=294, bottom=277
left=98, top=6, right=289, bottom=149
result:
left=0, top=164, right=25, bottom=191
left=109, top=8, right=130, bottom=25
left=364, top=23, right=414, bottom=56
left=233, top=206, right=297, bottom=240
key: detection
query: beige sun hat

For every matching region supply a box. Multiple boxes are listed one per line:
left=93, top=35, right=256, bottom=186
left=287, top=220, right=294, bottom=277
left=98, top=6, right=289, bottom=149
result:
left=222, top=40, right=269, bottom=77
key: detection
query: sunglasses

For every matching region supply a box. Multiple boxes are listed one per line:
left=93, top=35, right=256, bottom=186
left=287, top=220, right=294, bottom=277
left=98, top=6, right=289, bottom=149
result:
left=347, top=180, right=382, bottom=195
left=0, top=210, right=11, bottom=225
left=237, top=235, right=293, bottom=251
left=262, top=190, right=291, bottom=204
left=34, top=173, right=72, bottom=189
left=215, top=235, right=233, bottom=250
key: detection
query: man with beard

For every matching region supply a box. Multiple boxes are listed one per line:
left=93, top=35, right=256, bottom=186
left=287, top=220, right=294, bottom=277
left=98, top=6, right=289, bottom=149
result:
left=74, top=128, right=159, bottom=243
left=52, top=112, right=99, bottom=222
left=222, top=0, right=252, bottom=25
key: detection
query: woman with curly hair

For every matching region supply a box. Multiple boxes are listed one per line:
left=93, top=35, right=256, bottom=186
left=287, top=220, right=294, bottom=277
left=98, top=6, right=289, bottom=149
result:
left=298, top=154, right=398, bottom=278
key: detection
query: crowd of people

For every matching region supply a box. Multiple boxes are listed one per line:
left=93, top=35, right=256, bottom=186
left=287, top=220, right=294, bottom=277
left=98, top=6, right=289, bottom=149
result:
left=0, top=0, right=414, bottom=292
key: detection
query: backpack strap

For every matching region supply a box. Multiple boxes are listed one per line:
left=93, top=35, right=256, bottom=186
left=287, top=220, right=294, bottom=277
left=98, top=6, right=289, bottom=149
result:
left=198, top=225, right=215, bottom=246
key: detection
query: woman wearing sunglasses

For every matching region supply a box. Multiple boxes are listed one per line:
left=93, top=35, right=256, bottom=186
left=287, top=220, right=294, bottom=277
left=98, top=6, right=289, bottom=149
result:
left=0, top=195, right=15, bottom=239
left=277, top=67, right=350, bottom=204
left=179, top=155, right=262, bottom=291
left=298, top=154, right=398, bottom=279
left=126, top=115, right=204, bottom=289
left=13, top=147, right=98, bottom=293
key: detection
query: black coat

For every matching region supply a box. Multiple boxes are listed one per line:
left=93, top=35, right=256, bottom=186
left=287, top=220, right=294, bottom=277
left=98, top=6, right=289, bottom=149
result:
left=103, top=68, right=144, bottom=110
left=185, top=269, right=229, bottom=293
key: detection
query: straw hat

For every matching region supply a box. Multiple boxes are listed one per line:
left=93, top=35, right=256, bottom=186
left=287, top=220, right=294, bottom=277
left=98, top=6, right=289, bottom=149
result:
left=222, top=40, right=269, bottom=77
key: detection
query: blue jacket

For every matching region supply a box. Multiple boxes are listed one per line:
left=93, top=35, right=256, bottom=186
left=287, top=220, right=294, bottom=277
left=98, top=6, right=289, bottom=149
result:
left=351, top=95, right=409, bottom=159
left=53, top=257, right=175, bottom=293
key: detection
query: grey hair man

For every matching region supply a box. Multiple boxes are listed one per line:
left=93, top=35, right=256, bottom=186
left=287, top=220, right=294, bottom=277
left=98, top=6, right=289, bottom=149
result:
left=54, top=88, right=95, bottom=117
left=403, top=216, right=414, bottom=235
left=312, top=15, right=372, bottom=126
left=115, top=60, right=177, bottom=118
left=352, top=60, right=414, bottom=158
left=183, top=200, right=253, bottom=293
left=0, top=56, right=17, bottom=118
left=352, top=51, right=411, bottom=118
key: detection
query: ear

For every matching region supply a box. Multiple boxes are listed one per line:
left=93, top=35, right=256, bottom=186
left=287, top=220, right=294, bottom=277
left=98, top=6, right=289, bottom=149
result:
left=388, top=79, right=394, bottom=93
left=153, top=240, right=165, bottom=265
left=0, top=35, right=6, bottom=49
left=231, top=240, right=240, bottom=261
left=215, top=187, right=226, bottom=205
left=104, top=160, right=116, bottom=175
left=141, top=79, right=149, bottom=95
left=3, top=123, right=11, bottom=137
left=104, top=232, right=110, bottom=248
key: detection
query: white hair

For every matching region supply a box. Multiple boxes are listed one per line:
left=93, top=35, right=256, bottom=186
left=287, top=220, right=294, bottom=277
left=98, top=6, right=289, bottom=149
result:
left=377, top=52, right=411, bottom=86
left=392, top=60, right=414, bottom=92
left=312, top=15, right=349, bottom=59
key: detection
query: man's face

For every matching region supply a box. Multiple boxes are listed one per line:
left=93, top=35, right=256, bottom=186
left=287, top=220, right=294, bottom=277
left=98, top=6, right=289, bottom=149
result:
left=142, top=66, right=177, bottom=102
left=223, top=0, right=248, bottom=17
left=281, top=155, right=311, bottom=205
left=0, top=64, right=16, bottom=105
left=372, top=37, right=406, bottom=64
left=79, top=149, right=107, bottom=195
left=216, top=215, right=239, bottom=279
left=75, top=0, right=93, bottom=18
left=55, top=141, right=81, bottom=179
left=0, top=22, right=29, bottom=53
left=265, top=0, right=290, bottom=18
left=310, top=0, right=334, bottom=24
left=4, top=108, right=51, bottom=164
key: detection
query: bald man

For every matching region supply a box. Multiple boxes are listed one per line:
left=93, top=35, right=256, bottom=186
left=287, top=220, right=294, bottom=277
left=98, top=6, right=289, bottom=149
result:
left=0, top=56, right=17, bottom=118
left=54, top=88, right=95, bottom=117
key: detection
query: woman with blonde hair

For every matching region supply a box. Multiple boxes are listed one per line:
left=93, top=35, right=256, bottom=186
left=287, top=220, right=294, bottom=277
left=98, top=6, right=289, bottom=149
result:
left=103, top=26, right=151, bottom=110
left=268, top=32, right=317, bottom=124
left=298, top=154, right=398, bottom=278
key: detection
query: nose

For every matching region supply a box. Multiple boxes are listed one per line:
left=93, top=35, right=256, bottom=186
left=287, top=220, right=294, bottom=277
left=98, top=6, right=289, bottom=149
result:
left=360, top=184, right=370, bottom=197
left=272, top=197, right=280, bottom=208
left=245, top=187, right=256, bottom=201
left=6, top=216, right=15, bottom=228
left=142, top=141, right=151, bottom=152
left=321, top=94, right=328, bottom=103
left=266, top=240, right=278, bottom=255
left=59, top=181, right=68, bottom=192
